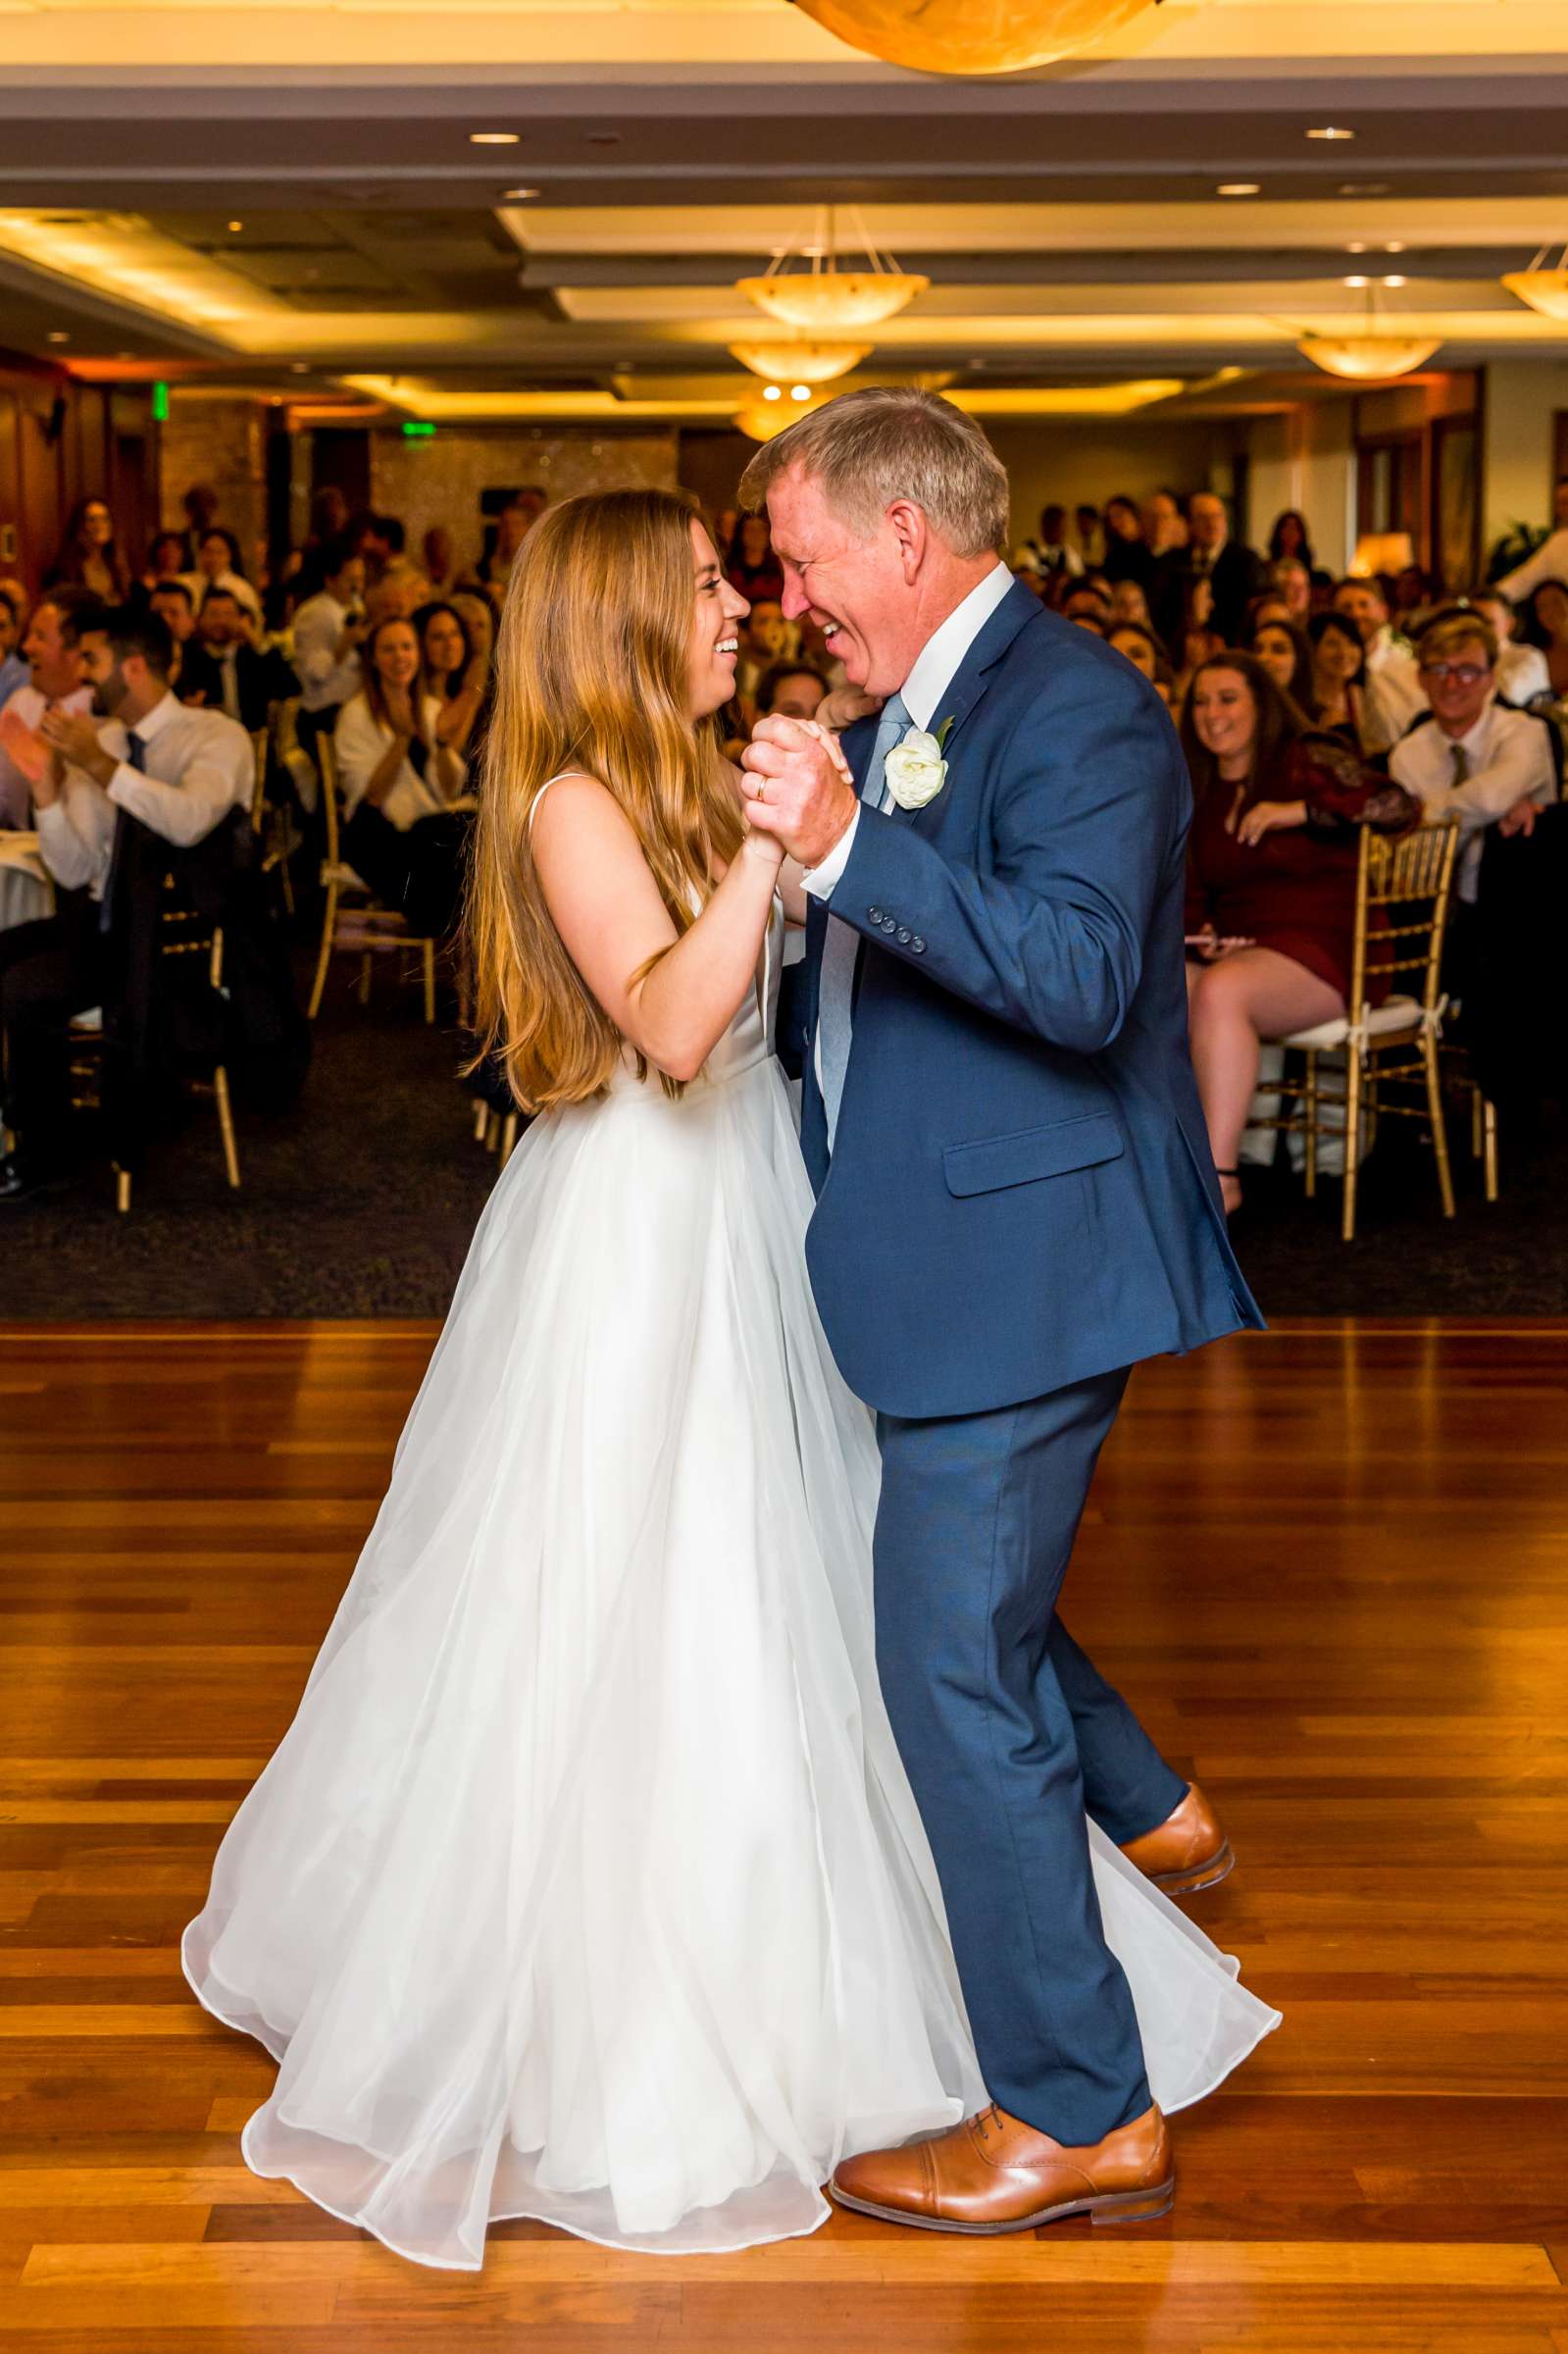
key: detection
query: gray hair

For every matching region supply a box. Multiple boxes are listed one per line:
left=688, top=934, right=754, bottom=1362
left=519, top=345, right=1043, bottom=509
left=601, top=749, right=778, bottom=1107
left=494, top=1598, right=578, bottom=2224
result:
left=737, top=387, right=1010, bottom=560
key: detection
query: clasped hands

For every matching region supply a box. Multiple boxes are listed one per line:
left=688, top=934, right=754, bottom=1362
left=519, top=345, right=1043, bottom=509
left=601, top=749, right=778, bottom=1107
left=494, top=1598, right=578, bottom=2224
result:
left=740, top=713, right=862, bottom=870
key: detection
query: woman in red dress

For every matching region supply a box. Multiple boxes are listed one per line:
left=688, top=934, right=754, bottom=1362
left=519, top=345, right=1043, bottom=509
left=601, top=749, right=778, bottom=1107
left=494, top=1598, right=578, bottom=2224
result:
left=1181, top=651, right=1418, bottom=1214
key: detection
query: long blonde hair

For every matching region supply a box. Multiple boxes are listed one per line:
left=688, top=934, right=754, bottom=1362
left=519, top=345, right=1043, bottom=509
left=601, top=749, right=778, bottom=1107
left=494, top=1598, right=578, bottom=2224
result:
left=467, top=487, right=743, bottom=1109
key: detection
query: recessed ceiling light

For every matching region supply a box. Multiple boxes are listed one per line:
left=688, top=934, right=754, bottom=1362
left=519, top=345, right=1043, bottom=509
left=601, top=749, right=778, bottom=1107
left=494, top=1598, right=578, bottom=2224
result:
left=763, top=384, right=783, bottom=401
left=789, top=384, right=812, bottom=402
left=1347, top=241, right=1367, bottom=254
left=46, top=330, right=70, bottom=343
left=1385, top=240, right=1405, bottom=253
left=1339, top=181, right=1389, bottom=197
left=1217, top=183, right=1260, bottom=197
left=1307, top=126, right=1355, bottom=141
left=1383, top=274, right=1407, bottom=287
left=503, top=187, right=540, bottom=201
left=1344, top=275, right=1369, bottom=289
left=470, top=130, right=520, bottom=146
left=228, top=219, right=244, bottom=232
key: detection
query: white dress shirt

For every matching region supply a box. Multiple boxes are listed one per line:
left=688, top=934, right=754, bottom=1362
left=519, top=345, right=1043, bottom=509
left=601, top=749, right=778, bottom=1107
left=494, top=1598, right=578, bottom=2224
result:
left=1495, top=640, right=1552, bottom=705
left=1494, top=525, right=1568, bottom=606
left=0, top=681, right=93, bottom=829
left=1360, top=627, right=1428, bottom=751
left=803, top=562, right=1016, bottom=902
left=292, top=590, right=363, bottom=713
left=1390, top=696, right=1557, bottom=902
left=36, top=692, right=253, bottom=897
left=333, top=692, right=464, bottom=832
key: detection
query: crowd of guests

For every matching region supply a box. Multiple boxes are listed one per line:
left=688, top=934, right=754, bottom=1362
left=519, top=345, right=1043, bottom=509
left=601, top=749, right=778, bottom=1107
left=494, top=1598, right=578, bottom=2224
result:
left=0, top=482, right=549, bottom=1203
left=0, top=465, right=1564, bottom=1220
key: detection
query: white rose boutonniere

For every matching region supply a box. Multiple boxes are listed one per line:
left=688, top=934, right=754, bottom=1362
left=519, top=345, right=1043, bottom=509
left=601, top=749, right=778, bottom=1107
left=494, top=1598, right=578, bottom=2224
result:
left=884, top=715, right=954, bottom=812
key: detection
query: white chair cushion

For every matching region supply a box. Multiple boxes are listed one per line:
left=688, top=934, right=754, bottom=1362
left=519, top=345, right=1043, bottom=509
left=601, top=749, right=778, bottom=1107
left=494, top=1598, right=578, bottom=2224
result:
left=1280, top=994, right=1423, bottom=1052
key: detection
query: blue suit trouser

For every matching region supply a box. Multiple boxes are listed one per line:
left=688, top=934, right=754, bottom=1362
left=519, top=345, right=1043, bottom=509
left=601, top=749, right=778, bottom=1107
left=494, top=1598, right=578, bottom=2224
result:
left=873, top=1367, right=1188, bottom=2144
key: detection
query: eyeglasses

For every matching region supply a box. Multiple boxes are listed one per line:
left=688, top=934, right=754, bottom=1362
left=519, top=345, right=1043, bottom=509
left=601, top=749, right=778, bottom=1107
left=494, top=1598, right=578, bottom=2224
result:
left=1418, top=662, right=1490, bottom=687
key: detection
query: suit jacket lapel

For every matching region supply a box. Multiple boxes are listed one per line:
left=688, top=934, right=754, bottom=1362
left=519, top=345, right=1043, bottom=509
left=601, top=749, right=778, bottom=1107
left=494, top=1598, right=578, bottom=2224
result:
left=886, top=577, right=1040, bottom=830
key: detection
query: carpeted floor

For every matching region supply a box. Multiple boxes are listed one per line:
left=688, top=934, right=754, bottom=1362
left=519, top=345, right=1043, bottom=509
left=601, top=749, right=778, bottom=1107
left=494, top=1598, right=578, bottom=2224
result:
left=3, top=956, right=1564, bottom=1320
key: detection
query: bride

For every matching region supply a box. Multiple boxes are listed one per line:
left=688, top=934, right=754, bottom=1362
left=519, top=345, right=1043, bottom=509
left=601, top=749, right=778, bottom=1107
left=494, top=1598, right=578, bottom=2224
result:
left=183, top=488, right=1277, bottom=2271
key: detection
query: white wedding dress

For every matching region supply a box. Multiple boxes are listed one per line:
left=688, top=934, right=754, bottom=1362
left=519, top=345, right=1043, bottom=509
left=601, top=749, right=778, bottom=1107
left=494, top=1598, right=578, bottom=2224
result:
left=183, top=870, right=1279, bottom=2273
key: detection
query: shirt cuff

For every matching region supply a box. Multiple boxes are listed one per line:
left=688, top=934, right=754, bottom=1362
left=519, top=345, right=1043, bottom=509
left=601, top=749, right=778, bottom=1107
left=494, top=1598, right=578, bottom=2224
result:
left=802, top=804, right=860, bottom=900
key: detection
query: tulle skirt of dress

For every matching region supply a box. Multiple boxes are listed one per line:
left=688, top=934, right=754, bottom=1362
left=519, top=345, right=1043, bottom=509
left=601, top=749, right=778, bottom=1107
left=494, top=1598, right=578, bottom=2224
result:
left=182, top=1044, right=1278, bottom=2270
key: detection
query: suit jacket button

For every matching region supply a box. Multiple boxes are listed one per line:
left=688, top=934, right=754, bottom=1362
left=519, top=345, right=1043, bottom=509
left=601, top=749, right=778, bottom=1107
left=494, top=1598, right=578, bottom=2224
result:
left=896, top=928, right=912, bottom=945
left=911, top=936, right=926, bottom=952
left=868, top=905, right=884, bottom=923
left=883, top=917, right=896, bottom=932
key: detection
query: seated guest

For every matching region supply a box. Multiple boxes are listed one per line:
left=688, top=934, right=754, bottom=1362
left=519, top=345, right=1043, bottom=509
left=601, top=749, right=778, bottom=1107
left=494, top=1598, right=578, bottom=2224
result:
left=1268, top=509, right=1314, bottom=574
left=1106, top=621, right=1172, bottom=694
left=1073, top=500, right=1103, bottom=570
left=1062, top=580, right=1113, bottom=631
left=421, top=527, right=457, bottom=599
left=416, top=599, right=489, bottom=757
left=1271, top=556, right=1313, bottom=623
left=475, top=489, right=545, bottom=599
left=1173, top=576, right=1226, bottom=699
left=179, top=587, right=297, bottom=730
left=1154, top=489, right=1264, bottom=648
left=1390, top=609, right=1558, bottom=912
left=1306, top=610, right=1372, bottom=749
left=1468, top=588, right=1551, bottom=705
left=1520, top=578, right=1568, bottom=696
left=1100, top=492, right=1150, bottom=586
left=182, top=483, right=221, bottom=540
left=725, top=512, right=784, bottom=606
left=0, top=587, right=26, bottom=710
left=1181, top=651, right=1418, bottom=1214
left=1013, top=501, right=1084, bottom=581
left=45, top=497, right=129, bottom=603
left=139, top=530, right=191, bottom=597
left=365, top=561, right=427, bottom=626
left=0, top=607, right=253, bottom=1203
left=755, top=660, right=829, bottom=724
left=0, top=588, right=98, bottom=828
left=149, top=579, right=199, bottom=659
left=1391, top=565, right=1436, bottom=634
left=331, top=617, right=470, bottom=944
left=1141, top=486, right=1187, bottom=560
left=1246, top=615, right=1314, bottom=712
left=1108, top=576, right=1153, bottom=628
left=734, top=597, right=796, bottom=713
left=185, top=528, right=262, bottom=626
left=291, top=535, right=369, bottom=751
left=1332, top=576, right=1426, bottom=749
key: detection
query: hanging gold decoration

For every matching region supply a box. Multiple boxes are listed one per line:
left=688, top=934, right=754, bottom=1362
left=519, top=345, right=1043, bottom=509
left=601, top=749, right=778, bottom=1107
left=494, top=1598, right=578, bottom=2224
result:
left=729, top=339, right=872, bottom=384
left=736, top=205, right=928, bottom=333
left=1501, top=241, right=1568, bottom=323
left=792, top=0, right=1160, bottom=77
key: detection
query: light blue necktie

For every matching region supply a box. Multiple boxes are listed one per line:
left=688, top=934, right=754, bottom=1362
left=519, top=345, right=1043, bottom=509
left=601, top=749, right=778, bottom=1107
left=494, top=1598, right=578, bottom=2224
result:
left=817, top=692, right=909, bottom=1153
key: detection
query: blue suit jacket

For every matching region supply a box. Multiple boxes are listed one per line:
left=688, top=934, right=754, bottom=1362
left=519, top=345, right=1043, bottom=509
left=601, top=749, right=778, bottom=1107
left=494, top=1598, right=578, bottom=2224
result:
left=799, top=581, right=1263, bottom=1419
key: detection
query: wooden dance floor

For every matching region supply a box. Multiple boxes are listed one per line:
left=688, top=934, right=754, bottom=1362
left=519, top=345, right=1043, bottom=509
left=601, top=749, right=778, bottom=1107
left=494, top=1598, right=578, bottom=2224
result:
left=2, top=1319, right=1565, bottom=2350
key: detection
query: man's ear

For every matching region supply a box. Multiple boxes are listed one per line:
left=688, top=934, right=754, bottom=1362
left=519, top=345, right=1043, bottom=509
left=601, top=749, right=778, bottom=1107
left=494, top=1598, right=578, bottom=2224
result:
left=885, top=499, right=930, bottom=583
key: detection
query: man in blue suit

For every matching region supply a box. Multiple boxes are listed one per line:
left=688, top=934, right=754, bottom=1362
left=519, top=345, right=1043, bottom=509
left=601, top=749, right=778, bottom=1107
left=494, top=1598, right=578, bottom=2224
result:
left=739, top=389, right=1263, bottom=2234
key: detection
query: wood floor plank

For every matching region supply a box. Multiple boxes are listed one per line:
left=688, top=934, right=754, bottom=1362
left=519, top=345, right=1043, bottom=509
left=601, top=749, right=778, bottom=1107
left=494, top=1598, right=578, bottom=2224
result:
left=1, top=1320, right=1565, bottom=2349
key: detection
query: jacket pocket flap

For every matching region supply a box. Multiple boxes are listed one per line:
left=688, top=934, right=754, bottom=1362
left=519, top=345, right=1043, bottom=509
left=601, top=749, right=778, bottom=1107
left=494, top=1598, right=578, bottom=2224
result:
left=943, top=1112, right=1125, bottom=1199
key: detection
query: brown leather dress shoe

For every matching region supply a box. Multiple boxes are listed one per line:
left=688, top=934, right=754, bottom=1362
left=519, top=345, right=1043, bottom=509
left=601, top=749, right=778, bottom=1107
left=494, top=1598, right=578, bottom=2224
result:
left=830, top=2101, right=1173, bottom=2234
left=1119, top=1781, right=1234, bottom=1894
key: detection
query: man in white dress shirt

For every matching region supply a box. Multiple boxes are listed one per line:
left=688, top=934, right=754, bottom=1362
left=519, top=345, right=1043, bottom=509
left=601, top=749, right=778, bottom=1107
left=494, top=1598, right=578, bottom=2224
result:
left=290, top=536, right=368, bottom=749
left=0, top=607, right=251, bottom=1203
left=1333, top=576, right=1428, bottom=748
left=0, top=588, right=100, bottom=828
left=1390, top=610, right=1558, bottom=908
left=1470, top=588, right=1553, bottom=706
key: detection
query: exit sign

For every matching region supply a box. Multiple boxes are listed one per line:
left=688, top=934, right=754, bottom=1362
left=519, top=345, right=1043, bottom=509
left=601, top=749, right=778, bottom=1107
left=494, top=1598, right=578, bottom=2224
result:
left=401, top=421, right=436, bottom=439
left=152, top=382, right=170, bottom=422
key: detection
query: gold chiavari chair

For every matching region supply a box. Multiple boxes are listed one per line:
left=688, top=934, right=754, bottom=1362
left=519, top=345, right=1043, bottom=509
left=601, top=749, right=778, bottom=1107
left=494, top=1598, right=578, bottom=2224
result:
left=1255, top=818, right=1461, bottom=1243
left=306, top=733, right=438, bottom=1025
